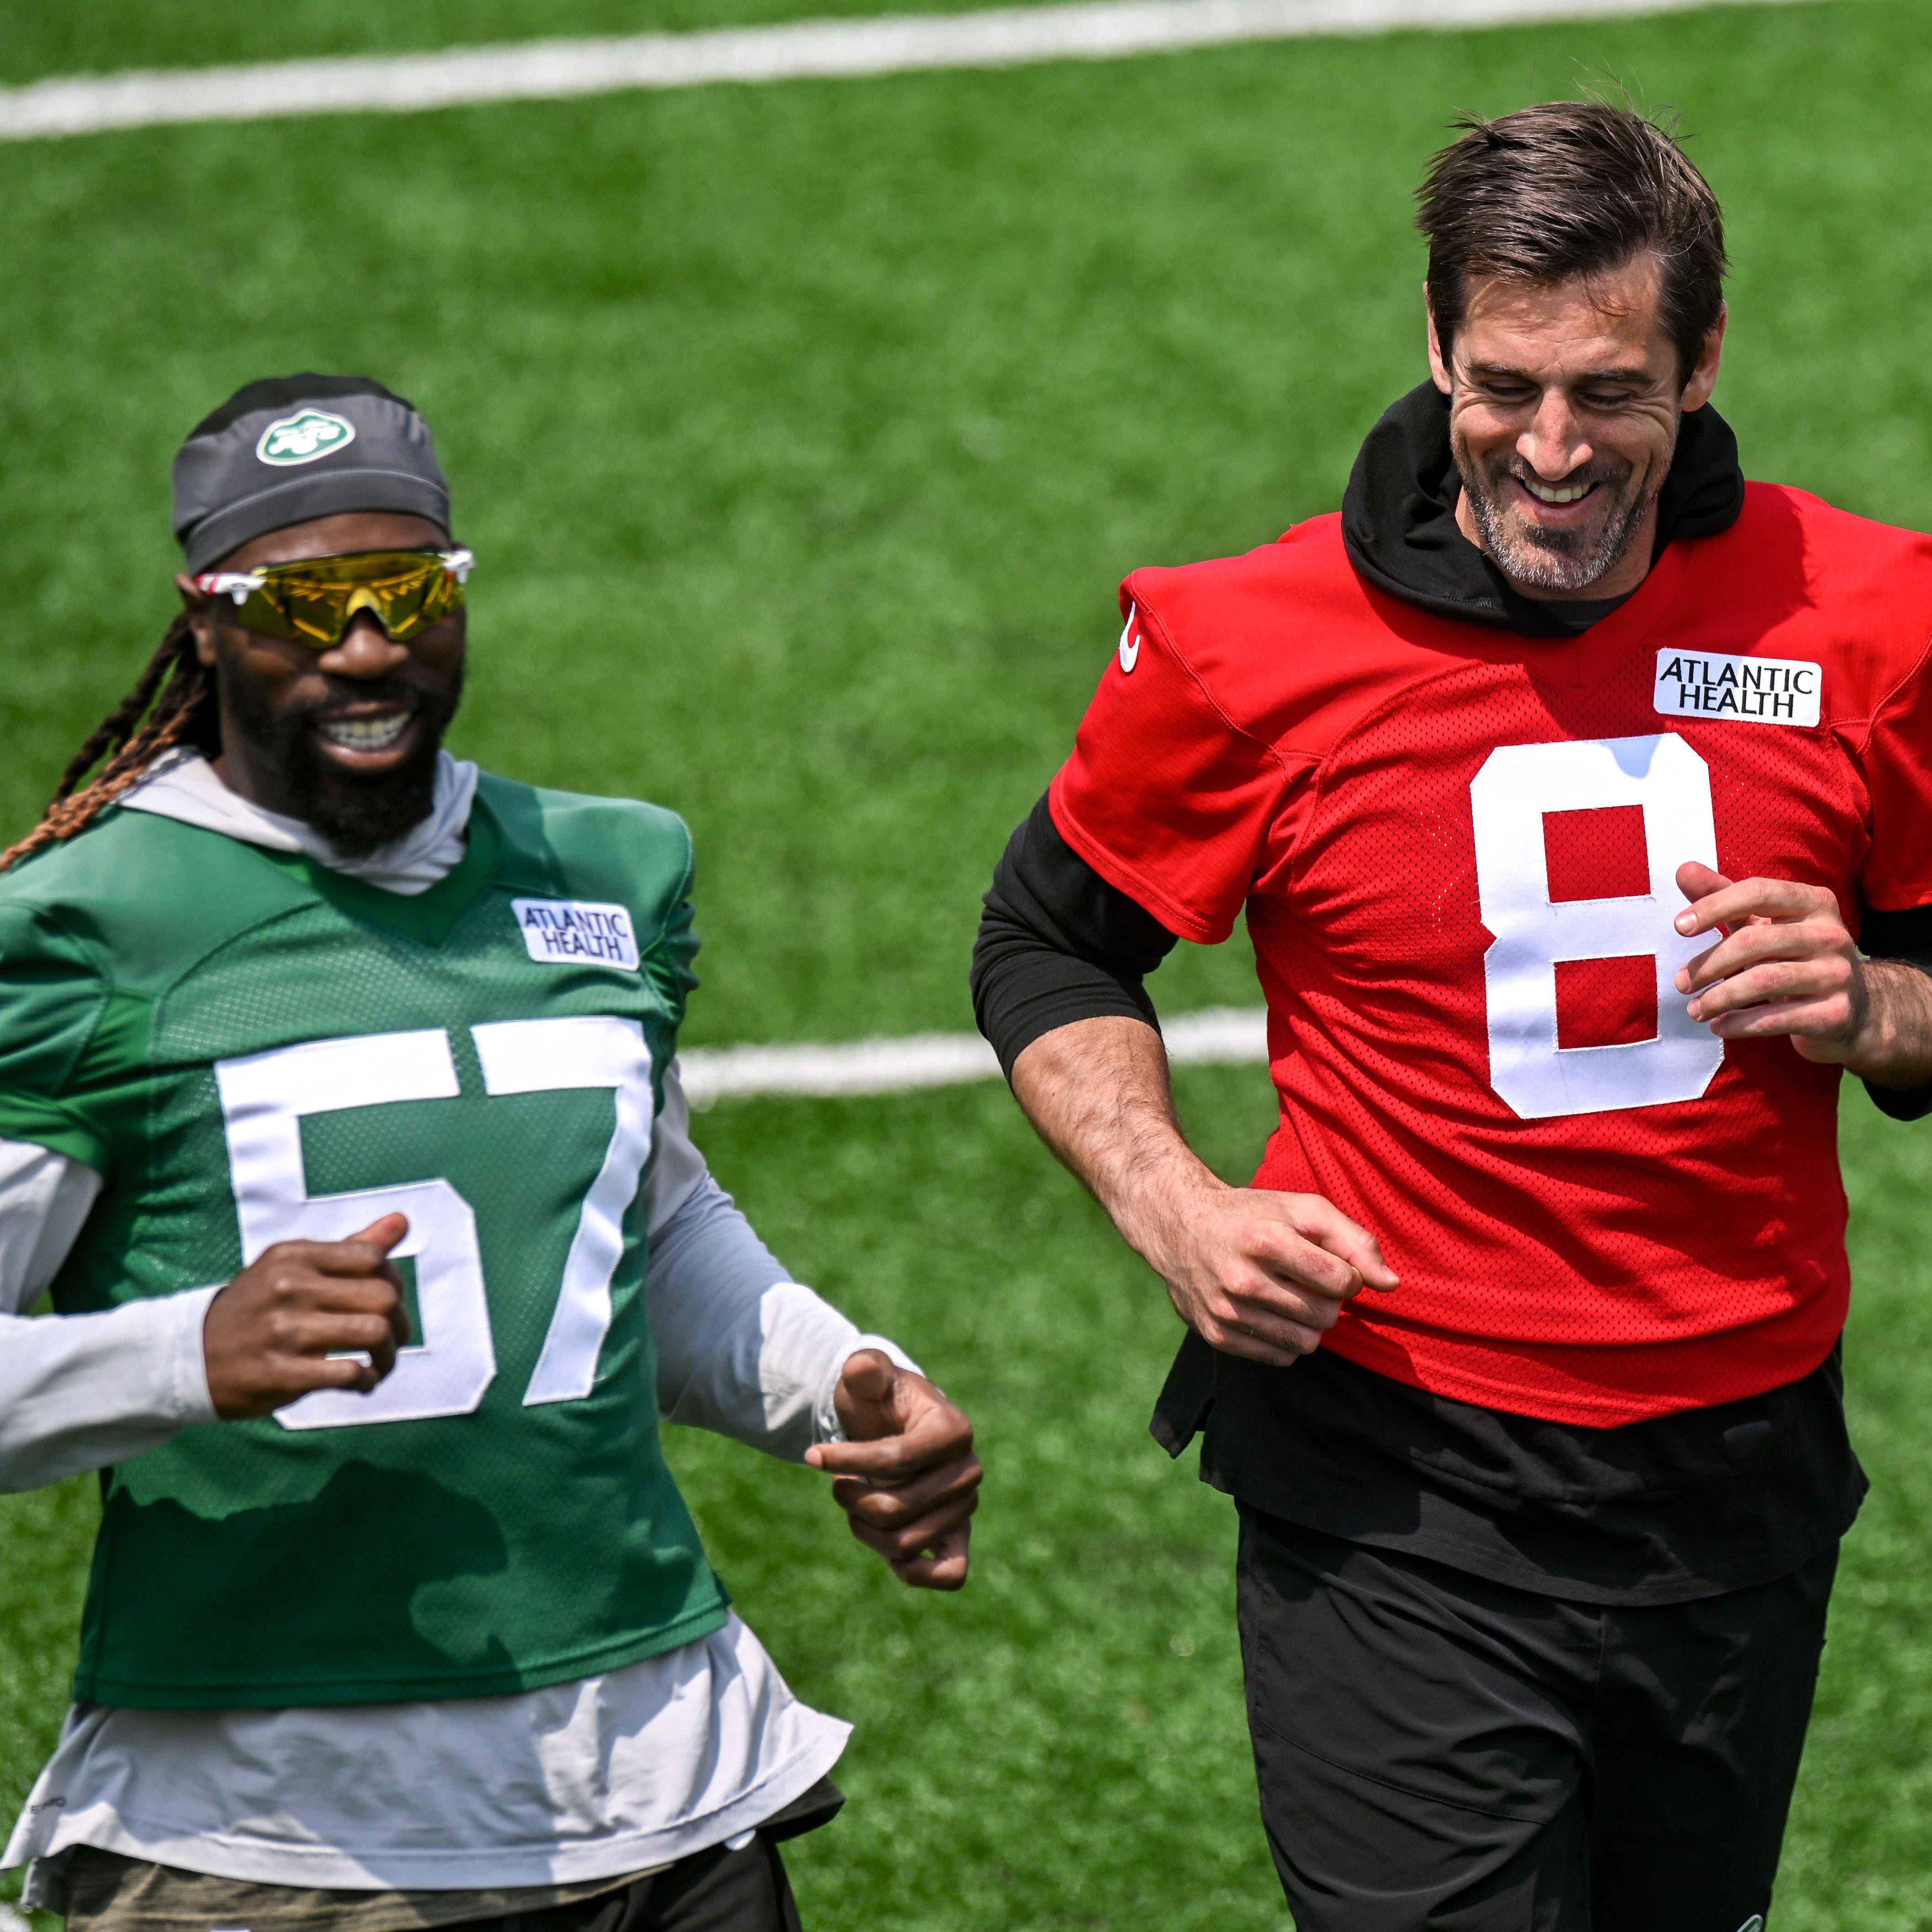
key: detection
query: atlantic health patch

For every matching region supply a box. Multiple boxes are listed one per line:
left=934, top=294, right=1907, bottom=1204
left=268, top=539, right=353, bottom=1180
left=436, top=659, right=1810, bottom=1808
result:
left=1653, top=649, right=1820, bottom=726
left=512, top=898, right=641, bottom=969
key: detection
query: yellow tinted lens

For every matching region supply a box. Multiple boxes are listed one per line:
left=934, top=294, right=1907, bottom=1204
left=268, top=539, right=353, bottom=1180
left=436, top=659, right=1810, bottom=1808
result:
left=256, top=552, right=464, bottom=649
left=221, top=584, right=306, bottom=642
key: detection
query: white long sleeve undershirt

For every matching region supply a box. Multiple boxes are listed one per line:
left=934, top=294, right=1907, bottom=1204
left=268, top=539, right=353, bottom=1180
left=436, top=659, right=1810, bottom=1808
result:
left=0, top=1141, right=209, bottom=1492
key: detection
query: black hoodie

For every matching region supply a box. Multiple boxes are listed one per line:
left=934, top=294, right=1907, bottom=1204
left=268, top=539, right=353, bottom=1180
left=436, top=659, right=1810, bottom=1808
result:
left=970, top=389, right=1872, bottom=1604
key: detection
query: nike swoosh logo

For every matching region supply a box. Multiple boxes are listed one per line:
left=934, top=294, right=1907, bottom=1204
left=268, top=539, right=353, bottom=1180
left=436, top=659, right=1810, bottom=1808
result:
left=1118, top=611, right=1140, bottom=674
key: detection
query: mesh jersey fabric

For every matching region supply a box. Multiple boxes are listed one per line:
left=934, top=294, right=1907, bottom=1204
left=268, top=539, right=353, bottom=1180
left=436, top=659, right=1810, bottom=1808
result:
left=0, top=775, right=729, bottom=1708
left=1050, top=485, right=1932, bottom=1428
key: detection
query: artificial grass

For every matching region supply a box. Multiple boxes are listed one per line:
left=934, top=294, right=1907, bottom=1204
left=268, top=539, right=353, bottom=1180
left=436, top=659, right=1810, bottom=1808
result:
left=0, top=0, right=1060, bottom=90
left=674, top=1065, right=1286, bottom=1931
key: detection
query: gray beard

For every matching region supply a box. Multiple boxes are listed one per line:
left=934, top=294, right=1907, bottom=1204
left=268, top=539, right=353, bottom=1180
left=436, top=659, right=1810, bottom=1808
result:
left=1455, top=452, right=1662, bottom=595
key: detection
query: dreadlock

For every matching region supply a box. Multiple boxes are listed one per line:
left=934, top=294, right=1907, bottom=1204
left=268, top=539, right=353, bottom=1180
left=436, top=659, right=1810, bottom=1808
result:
left=0, top=613, right=222, bottom=873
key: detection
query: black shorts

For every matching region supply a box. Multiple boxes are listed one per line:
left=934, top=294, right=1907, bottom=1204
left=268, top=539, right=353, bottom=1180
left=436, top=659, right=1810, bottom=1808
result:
left=1236, top=1506, right=1836, bottom=1932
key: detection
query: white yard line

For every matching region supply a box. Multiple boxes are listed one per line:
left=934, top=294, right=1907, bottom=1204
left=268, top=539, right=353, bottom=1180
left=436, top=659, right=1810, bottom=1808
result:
left=679, top=1003, right=1267, bottom=1103
left=0, top=0, right=1817, bottom=141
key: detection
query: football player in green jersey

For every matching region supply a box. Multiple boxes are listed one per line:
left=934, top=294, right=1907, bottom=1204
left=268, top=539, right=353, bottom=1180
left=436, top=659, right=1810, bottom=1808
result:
left=0, top=376, right=982, bottom=1932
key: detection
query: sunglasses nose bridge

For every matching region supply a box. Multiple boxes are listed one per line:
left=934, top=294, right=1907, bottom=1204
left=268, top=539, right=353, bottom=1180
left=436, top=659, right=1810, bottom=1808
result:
left=341, top=585, right=397, bottom=638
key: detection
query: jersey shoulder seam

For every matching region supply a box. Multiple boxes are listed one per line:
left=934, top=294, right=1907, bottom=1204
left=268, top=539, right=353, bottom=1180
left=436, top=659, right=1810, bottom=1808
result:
left=1847, top=617, right=1932, bottom=761
left=638, top=817, right=697, bottom=961
left=2, top=899, right=119, bottom=1102
left=475, top=768, right=685, bottom=827
left=1127, top=587, right=1306, bottom=782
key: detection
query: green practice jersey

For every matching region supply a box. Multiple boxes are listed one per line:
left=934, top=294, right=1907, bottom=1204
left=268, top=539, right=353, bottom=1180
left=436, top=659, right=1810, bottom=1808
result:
left=0, top=775, right=730, bottom=1708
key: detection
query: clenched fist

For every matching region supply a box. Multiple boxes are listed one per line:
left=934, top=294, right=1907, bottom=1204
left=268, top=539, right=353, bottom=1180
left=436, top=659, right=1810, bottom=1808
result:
left=202, top=1213, right=412, bottom=1419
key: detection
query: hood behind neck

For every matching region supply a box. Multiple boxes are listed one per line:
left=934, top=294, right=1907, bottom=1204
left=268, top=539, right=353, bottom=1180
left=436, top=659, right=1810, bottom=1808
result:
left=1339, top=381, right=1745, bottom=639
left=122, top=748, right=478, bottom=897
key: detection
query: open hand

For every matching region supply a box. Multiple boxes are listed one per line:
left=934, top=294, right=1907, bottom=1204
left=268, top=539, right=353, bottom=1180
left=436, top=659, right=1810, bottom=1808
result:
left=805, top=1350, right=980, bottom=1590
left=202, top=1214, right=412, bottom=1419
left=1672, top=862, right=1866, bottom=1060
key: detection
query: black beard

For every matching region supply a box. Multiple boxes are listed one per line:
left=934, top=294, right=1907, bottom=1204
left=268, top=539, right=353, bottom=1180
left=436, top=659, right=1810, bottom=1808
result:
left=1453, top=442, right=1664, bottom=595
left=221, top=669, right=463, bottom=860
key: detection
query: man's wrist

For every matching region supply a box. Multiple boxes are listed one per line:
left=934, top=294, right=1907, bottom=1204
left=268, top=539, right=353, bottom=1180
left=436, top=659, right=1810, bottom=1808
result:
left=1106, top=1146, right=1226, bottom=1276
left=176, top=1283, right=225, bottom=1423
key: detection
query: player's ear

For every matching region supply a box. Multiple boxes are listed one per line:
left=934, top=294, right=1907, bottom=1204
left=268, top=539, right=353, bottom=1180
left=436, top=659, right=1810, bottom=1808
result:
left=176, top=572, right=221, bottom=667
left=1679, top=304, right=1727, bottom=413
left=1424, top=287, right=1452, bottom=395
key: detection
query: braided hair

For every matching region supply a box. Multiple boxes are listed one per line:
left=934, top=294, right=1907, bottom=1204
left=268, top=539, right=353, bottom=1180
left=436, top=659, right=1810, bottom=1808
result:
left=0, top=613, right=222, bottom=873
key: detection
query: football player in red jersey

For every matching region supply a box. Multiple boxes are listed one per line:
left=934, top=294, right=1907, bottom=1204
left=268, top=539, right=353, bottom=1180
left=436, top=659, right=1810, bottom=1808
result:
left=973, top=103, right=1932, bottom=1931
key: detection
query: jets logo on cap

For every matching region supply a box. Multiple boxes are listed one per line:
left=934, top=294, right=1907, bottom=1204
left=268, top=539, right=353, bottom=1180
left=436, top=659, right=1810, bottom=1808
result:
left=256, top=409, right=356, bottom=467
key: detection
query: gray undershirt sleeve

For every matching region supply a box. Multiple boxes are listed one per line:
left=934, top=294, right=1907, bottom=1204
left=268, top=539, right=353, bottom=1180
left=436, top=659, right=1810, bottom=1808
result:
left=0, top=1139, right=218, bottom=1493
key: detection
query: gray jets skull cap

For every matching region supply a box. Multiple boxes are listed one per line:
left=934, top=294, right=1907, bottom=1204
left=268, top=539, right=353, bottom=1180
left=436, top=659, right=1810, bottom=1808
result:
left=173, top=374, right=452, bottom=573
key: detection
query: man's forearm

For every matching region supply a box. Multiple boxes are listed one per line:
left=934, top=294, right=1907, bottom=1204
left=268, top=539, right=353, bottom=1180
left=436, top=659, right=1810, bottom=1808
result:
left=1008, top=1015, right=1219, bottom=1258
left=0, top=1291, right=219, bottom=1491
left=1847, top=959, right=1932, bottom=1090
left=646, top=1169, right=917, bottom=1459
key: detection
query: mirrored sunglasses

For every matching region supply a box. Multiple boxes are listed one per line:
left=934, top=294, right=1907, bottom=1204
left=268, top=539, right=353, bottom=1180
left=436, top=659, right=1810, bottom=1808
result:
left=195, top=548, right=474, bottom=649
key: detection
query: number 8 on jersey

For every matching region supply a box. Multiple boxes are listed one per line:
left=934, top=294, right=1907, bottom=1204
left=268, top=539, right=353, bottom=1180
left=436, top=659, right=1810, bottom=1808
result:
left=1471, top=733, right=1723, bottom=1121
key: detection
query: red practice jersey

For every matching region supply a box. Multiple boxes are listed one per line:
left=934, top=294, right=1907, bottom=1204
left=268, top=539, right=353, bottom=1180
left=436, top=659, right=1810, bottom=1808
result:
left=1051, top=484, right=1932, bottom=1426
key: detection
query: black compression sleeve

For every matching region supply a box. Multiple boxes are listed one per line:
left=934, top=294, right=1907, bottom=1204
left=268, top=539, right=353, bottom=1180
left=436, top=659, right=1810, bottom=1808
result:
left=1859, top=905, right=1932, bottom=1123
left=971, top=793, right=1180, bottom=1079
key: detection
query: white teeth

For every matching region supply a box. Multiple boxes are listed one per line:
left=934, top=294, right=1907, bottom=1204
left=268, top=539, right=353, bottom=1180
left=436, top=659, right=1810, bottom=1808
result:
left=317, top=713, right=410, bottom=751
left=1523, top=478, right=1592, bottom=505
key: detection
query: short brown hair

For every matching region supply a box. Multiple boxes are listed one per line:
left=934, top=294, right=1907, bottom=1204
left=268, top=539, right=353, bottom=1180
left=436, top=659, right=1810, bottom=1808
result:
left=1416, top=101, right=1728, bottom=385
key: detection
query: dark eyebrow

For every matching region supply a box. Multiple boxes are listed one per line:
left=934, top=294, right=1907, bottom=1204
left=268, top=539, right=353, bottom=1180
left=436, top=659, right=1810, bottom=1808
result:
left=1462, top=361, right=1656, bottom=388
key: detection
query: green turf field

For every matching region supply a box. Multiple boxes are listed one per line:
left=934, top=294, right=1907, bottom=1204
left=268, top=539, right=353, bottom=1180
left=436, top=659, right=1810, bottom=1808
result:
left=4, top=0, right=1932, bottom=1923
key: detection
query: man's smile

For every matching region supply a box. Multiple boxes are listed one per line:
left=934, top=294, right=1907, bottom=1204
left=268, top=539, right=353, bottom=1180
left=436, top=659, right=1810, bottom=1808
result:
left=1514, top=474, right=1599, bottom=508
left=311, top=705, right=419, bottom=762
